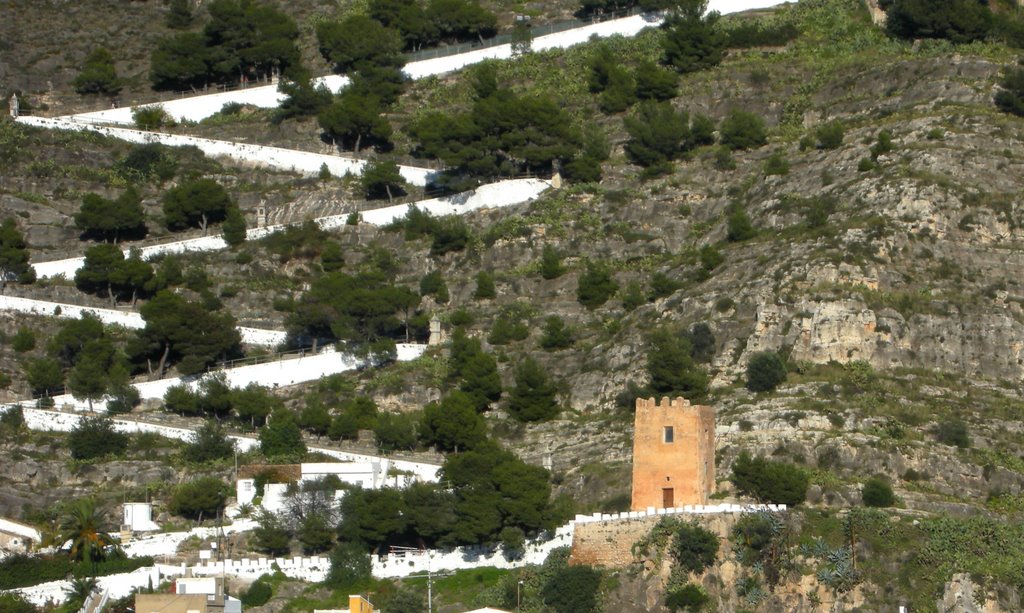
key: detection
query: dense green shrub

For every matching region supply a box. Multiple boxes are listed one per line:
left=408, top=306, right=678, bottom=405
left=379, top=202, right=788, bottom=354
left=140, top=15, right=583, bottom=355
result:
left=731, top=512, right=777, bottom=565
left=731, top=452, right=809, bottom=506
left=508, top=357, right=560, bottom=422
left=665, top=583, right=710, bottom=612
left=541, top=564, right=602, bottom=613
left=724, top=21, right=800, bottom=48
left=885, top=0, right=991, bottom=44
left=815, top=120, right=845, bottom=149
left=670, top=521, right=719, bottom=575
left=0, top=554, right=153, bottom=590
left=241, top=578, right=273, bottom=606
left=540, top=316, right=574, bottom=350
left=68, top=416, right=129, bottom=460
left=132, top=105, right=170, bottom=131
left=419, top=270, right=450, bottom=303
left=647, top=327, right=709, bottom=400
left=936, top=417, right=970, bottom=448
left=862, top=477, right=897, bottom=507
left=726, top=208, right=757, bottom=242
left=576, top=260, right=618, bottom=309
left=540, top=244, right=566, bottom=279
left=168, top=476, right=229, bottom=519
left=763, top=152, right=789, bottom=176
left=995, top=63, right=1024, bottom=117
left=661, top=6, right=726, bottom=74
left=746, top=352, right=787, bottom=392
left=0, top=592, right=37, bottom=613
left=473, top=271, right=496, bottom=299
left=719, top=110, right=767, bottom=150
left=10, top=327, right=35, bottom=352
left=870, top=130, right=894, bottom=159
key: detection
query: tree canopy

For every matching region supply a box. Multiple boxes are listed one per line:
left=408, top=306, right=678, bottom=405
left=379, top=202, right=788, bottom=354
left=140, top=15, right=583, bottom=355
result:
left=150, top=0, right=301, bottom=91
left=661, top=1, right=726, bottom=74
left=163, top=178, right=233, bottom=232
left=75, top=189, right=147, bottom=243
left=318, top=90, right=394, bottom=153
left=316, top=15, right=404, bottom=74
left=0, top=218, right=33, bottom=292
left=130, top=290, right=242, bottom=377
left=287, top=269, right=420, bottom=350
left=407, top=75, right=581, bottom=190
left=507, top=357, right=560, bottom=422
left=885, top=0, right=991, bottom=43
left=73, top=48, right=121, bottom=96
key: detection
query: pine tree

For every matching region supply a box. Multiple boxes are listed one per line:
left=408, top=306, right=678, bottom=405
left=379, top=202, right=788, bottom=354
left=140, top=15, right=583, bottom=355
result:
left=222, top=206, right=247, bottom=247
left=508, top=357, right=560, bottom=422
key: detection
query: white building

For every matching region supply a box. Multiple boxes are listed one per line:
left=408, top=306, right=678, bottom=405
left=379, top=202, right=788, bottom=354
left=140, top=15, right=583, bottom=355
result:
left=0, top=517, right=42, bottom=553
left=123, top=502, right=162, bottom=533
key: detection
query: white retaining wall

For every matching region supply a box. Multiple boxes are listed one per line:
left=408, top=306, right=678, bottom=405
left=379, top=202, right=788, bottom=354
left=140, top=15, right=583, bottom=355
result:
left=29, top=178, right=550, bottom=280
left=6, top=402, right=441, bottom=482
left=15, top=116, right=434, bottom=185
left=62, top=0, right=784, bottom=124
left=6, top=342, right=425, bottom=412
left=0, top=295, right=287, bottom=346
left=372, top=523, right=575, bottom=579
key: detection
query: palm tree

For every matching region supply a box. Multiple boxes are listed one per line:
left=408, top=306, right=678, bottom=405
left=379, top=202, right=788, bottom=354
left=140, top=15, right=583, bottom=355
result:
left=58, top=498, right=120, bottom=562
left=65, top=576, right=98, bottom=609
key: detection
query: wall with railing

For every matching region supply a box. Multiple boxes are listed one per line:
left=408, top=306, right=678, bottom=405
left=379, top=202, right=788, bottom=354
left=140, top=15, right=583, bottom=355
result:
left=27, top=178, right=550, bottom=280
left=0, top=295, right=286, bottom=346
left=3, top=342, right=425, bottom=412
left=15, top=116, right=435, bottom=185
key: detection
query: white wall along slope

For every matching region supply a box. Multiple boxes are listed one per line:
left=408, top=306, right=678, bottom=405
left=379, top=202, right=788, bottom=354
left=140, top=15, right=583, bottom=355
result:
left=64, top=0, right=786, bottom=125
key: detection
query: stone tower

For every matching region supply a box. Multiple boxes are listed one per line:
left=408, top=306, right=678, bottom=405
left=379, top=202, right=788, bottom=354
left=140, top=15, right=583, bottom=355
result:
left=630, top=396, right=715, bottom=510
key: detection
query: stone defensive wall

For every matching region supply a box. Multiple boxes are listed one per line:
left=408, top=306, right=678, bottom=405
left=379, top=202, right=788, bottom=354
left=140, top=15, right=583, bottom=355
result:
left=570, top=503, right=786, bottom=568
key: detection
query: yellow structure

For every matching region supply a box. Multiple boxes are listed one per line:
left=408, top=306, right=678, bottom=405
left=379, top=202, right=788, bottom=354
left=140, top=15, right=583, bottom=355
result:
left=347, top=595, right=374, bottom=613
left=630, top=396, right=715, bottom=510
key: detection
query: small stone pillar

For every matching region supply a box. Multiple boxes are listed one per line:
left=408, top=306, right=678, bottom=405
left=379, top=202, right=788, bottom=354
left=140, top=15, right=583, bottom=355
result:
left=256, top=205, right=267, bottom=228
left=550, top=171, right=563, bottom=189
left=9, top=93, right=18, bottom=118
left=428, top=315, right=445, bottom=346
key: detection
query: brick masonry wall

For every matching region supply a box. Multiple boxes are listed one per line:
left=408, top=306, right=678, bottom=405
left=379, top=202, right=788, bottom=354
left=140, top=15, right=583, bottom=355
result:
left=570, top=516, right=661, bottom=567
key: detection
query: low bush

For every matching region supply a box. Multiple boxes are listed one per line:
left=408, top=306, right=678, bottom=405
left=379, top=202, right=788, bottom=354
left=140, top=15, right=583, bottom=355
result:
left=936, top=417, right=970, bottom=448
left=815, top=120, right=845, bottom=149
left=862, top=477, right=896, bottom=507
left=746, top=352, right=787, bottom=392
left=731, top=452, right=809, bottom=505
left=241, top=577, right=273, bottom=606
left=724, top=21, right=799, bottom=48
